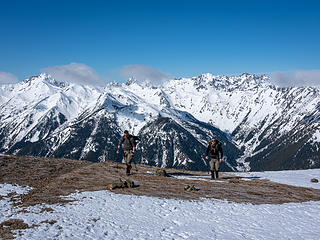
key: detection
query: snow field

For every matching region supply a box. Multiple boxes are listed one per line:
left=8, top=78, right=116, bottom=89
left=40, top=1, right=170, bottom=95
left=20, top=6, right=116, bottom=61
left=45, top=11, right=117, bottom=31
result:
left=4, top=190, right=320, bottom=240
left=1, top=168, right=320, bottom=240
left=234, top=168, right=320, bottom=190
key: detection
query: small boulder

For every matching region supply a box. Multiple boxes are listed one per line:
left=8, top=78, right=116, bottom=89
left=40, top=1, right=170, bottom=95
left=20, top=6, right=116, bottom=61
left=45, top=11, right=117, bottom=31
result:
left=229, top=179, right=240, bottom=184
left=184, top=185, right=198, bottom=192
left=155, top=169, right=169, bottom=177
left=107, top=182, right=123, bottom=190
left=125, top=178, right=135, bottom=188
left=108, top=178, right=135, bottom=190
left=311, top=178, right=319, bottom=183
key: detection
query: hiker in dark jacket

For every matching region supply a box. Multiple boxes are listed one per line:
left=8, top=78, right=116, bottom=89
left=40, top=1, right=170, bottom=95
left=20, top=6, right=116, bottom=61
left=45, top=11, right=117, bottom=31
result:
left=206, top=139, right=223, bottom=179
left=116, top=130, right=136, bottom=176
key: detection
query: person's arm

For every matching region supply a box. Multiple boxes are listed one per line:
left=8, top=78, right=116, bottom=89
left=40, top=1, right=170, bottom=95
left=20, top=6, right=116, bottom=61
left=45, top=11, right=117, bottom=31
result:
left=219, top=145, right=223, bottom=162
left=130, top=137, right=136, bottom=153
left=116, top=137, right=124, bottom=153
left=205, top=145, right=210, bottom=160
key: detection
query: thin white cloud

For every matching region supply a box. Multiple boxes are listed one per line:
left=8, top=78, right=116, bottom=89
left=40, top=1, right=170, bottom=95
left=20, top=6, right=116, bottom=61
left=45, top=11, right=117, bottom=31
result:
left=270, top=70, right=320, bottom=87
left=120, top=65, right=172, bottom=86
left=42, top=63, right=106, bottom=86
left=0, top=71, right=19, bottom=85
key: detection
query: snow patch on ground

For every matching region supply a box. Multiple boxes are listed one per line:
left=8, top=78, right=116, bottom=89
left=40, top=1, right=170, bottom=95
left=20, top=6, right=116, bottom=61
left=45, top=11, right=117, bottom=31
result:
left=0, top=184, right=33, bottom=229
left=0, top=183, right=32, bottom=196
left=171, top=175, right=225, bottom=183
left=171, top=169, right=320, bottom=189
left=234, top=169, right=320, bottom=189
left=1, top=190, right=319, bottom=240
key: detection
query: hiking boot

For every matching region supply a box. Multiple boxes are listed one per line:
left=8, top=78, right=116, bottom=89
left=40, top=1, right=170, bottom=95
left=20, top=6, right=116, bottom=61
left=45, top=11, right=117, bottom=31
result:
left=126, top=165, right=132, bottom=176
left=210, top=171, right=215, bottom=180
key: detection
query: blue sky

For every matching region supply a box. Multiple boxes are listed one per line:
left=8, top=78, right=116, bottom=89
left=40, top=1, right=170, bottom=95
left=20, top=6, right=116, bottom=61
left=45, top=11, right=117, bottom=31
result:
left=0, top=0, right=319, bottom=85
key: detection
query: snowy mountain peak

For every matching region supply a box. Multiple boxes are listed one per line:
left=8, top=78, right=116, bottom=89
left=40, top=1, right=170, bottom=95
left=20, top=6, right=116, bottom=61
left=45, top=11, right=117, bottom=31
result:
left=126, top=77, right=137, bottom=86
left=199, top=73, right=217, bottom=81
left=0, top=72, right=319, bottom=171
left=185, top=73, right=272, bottom=92
left=24, top=73, right=48, bottom=83
left=22, top=73, right=68, bottom=90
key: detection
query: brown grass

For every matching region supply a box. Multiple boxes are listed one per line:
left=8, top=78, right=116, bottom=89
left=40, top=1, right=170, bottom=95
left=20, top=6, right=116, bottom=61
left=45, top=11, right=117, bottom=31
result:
left=40, top=207, right=54, bottom=213
left=1, top=154, right=320, bottom=208
left=0, top=219, right=34, bottom=239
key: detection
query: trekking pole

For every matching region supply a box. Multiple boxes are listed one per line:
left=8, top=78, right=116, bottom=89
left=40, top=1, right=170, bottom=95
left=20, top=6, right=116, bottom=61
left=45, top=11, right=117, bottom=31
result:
left=133, top=151, right=138, bottom=172
left=205, top=158, right=209, bottom=175
left=115, top=154, right=119, bottom=173
left=115, top=148, right=120, bottom=172
left=132, top=151, right=138, bottom=172
left=134, top=161, right=138, bottom=172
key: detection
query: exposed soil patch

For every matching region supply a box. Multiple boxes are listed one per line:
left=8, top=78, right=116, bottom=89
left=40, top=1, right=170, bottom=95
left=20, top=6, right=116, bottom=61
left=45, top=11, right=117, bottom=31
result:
left=0, top=218, right=35, bottom=239
left=0, top=155, right=90, bottom=207
left=40, top=207, right=54, bottom=213
left=40, top=220, right=57, bottom=225
left=1, top=155, right=320, bottom=208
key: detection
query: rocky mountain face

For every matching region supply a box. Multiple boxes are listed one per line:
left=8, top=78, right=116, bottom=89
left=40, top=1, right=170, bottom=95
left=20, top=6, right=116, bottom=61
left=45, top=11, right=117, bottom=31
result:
left=0, top=73, right=319, bottom=171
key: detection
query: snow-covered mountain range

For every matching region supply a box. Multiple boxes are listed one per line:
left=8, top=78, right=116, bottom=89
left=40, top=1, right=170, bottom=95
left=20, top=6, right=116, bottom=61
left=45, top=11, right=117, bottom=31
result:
left=0, top=73, right=319, bottom=171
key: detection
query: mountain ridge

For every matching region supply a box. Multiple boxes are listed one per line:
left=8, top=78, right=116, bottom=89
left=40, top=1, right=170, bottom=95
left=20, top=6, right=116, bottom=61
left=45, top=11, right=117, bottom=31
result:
left=0, top=73, right=319, bottom=171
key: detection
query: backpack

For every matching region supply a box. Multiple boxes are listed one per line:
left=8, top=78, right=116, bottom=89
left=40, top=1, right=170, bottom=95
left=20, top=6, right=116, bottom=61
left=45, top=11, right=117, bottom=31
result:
left=208, top=139, right=222, bottom=153
left=131, top=135, right=140, bottom=142
left=128, top=135, right=140, bottom=148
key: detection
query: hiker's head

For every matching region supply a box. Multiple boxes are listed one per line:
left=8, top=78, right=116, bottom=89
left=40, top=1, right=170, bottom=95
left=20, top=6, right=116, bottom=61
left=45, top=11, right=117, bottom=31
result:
left=124, top=130, right=129, bottom=137
left=211, top=139, right=218, bottom=145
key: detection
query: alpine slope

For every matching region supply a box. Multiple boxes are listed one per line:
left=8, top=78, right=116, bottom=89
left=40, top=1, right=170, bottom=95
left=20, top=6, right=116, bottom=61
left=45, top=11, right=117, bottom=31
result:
left=0, top=73, right=319, bottom=171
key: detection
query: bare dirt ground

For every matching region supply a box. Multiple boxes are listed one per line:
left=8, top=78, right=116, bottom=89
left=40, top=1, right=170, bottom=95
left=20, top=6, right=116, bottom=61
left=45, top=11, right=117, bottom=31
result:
left=1, top=154, right=320, bottom=206
left=1, top=154, right=320, bottom=239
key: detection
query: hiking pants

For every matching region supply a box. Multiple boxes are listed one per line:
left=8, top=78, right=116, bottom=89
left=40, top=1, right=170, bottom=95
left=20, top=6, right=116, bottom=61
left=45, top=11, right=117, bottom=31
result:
left=124, top=150, right=134, bottom=174
left=209, top=158, right=220, bottom=172
left=209, top=158, right=220, bottom=179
